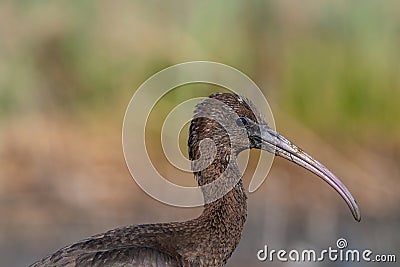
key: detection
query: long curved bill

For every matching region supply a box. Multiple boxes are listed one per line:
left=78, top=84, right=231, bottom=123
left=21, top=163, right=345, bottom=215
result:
left=258, top=126, right=361, bottom=222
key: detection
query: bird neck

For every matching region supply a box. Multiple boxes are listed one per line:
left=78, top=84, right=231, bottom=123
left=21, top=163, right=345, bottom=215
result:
left=199, top=159, right=247, bottom=223
left=175, top=158, right=247, bottom=266
left=199, top=178, right=247, bottom=235
left=186, top=114, right=248, bottom=265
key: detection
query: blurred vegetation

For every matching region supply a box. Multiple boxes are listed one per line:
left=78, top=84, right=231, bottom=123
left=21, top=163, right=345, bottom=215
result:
left=1, top=0, right=399, bottom=143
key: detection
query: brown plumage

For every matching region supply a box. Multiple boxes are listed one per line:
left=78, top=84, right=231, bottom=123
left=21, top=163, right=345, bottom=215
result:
left=31, top=93, right=360, bottom=267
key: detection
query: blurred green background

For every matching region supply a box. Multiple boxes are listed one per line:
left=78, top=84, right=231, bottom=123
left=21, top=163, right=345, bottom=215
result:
left=0, top=1, right=399, bottom=266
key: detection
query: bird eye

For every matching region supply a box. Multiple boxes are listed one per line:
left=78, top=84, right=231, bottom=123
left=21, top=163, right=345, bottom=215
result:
left=236, top=117, right=248, bottom=127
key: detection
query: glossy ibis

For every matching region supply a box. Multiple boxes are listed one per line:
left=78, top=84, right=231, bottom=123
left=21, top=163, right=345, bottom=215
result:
left=31, top=93, right=360, bottom=266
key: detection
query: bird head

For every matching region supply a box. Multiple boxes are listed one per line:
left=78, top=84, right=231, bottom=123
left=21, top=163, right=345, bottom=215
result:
left=189, top=93, right=360, bottom=221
